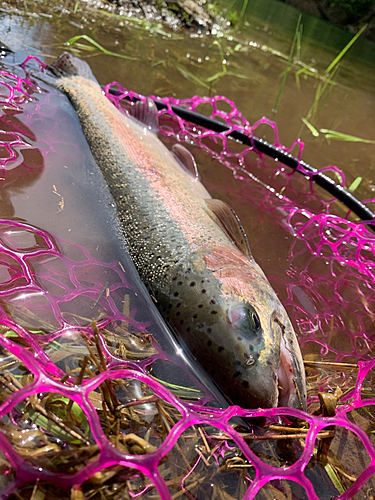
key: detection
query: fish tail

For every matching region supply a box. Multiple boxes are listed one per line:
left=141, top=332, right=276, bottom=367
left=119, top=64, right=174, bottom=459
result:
left=50, top=52, right=99, bottom=84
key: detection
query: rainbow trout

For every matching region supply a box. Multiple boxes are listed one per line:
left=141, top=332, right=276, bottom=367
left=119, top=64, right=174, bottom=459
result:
left=46, top=53, right=306, bottom=410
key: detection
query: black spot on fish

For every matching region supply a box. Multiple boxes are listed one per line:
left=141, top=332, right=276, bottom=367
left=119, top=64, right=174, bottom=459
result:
left=180, top=320, right=184, bottom=325
left=186, top=327, right=191, bottom=332
left=177, top=303, right=181, bottom=308
left=210, top=299, right=216, bottom=305
left=178, top=281, right=183, bottom=286
left=237, top=337, right=242, bottom=341
left=193, top=314, right=198, bottom=319
left=198, top=304, right=203, bottom=308
left=233, top=371, right=241, bottom=378
left=190, top=281, right=196, bottom=287
left=235, top=360, right=241, bottom=366
left=168, top=304, right=172, bottom=309
left=202, top=289, right=206, bottom=294
left=173, top=292, right=179, bottom=297
left=218, top=346, right=224, bottom=353
left=211, top=310, right=218, bottom=315
left=176, top=311, right=180, bottom=316
left=242, top=381, right=250, bottom=389
left=207, top=340, right=212, bottom=346
left=250, top=345, right=254, bottom=351
left=207, top=327, right=212, bottom=333
left=172, top=276, right=177, bottom=281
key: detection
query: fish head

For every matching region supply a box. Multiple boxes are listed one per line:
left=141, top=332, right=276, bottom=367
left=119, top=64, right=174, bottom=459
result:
left=201, top=247, right=307, bottom=411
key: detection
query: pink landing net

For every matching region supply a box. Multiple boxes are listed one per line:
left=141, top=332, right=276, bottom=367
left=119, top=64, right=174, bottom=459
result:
left=0, top=56, right=374, bottom=500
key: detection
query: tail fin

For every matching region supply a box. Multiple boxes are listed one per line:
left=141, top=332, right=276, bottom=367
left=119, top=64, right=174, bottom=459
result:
left=50, top=52, right=99, bottom=84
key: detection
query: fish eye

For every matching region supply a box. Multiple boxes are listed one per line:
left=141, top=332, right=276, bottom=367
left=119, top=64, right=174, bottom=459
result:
left=228, top=305, right=261, bottom=334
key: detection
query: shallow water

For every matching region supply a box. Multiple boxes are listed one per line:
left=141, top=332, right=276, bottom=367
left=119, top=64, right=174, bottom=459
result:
left=0, top=0, right=375, bottom=498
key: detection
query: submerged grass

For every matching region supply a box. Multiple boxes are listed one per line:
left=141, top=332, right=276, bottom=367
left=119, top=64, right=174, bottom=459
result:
left=62, top=35, right=136, bottom=60
left=320, top=128, right=375, bottom=143
left=300, top=119, right=374, bottom=144
left=299, top=24, right=368, bottom=136
left=176, top=38, right=251, bottom=91
left=0, top=310, right=368, bottom=499
left=273, top=14, right=302, bottom=113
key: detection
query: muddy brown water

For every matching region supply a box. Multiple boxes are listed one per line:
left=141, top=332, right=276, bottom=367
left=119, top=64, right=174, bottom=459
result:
left=0, top=0, right=375, bottom=497
left=1, top=0, right=375, bottom=242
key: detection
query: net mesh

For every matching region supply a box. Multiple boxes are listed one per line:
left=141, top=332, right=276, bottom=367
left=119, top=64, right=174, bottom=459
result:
left=0, top=55, right=374, bottom=499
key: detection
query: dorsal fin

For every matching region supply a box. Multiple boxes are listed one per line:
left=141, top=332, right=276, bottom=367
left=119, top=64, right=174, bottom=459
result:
left=205, top=199, right=253, bottom=259
left=126, top=98, right=159, bottom=131
left=172, top=144, right=200, bottom=180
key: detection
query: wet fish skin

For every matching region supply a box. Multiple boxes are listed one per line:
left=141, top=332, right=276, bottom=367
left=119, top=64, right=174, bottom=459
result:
left=50, top=53, right=307, bottom=410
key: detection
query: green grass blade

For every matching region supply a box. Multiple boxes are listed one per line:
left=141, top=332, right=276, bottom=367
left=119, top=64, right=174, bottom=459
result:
left=238, top=0, right=249, bottom=24
left=3, top=329, right=18, bottom=338
left=295, top=67, right=316, bottom=91
left=176, top=64, right=210, bottom=89
left=312, top=445, right=346, bottom=494
left=320, top=129, right=375, bottom=143
left=311, top=71, right=338, bottom=125
left=150, top=375, right=202, bottom=399
left=70, top=42, right=97, bottom=52
left=296, top=21, right=303, bottom=62
left=324, top=24, right=367, bottom=75
left=305, top=64, right=339, bottom=123
left=348, top=177, right=363, bottom=192
left=65, top=35, right=109, bottom=52
left=205, top=70, right=226, bottom=83
left=324, top=462, right=346, bottom=495
left=273, top=14, right=302, bottom=113
left=64, top=35, right=136, bottom=60
left=301, top=118, right=319, bottom=137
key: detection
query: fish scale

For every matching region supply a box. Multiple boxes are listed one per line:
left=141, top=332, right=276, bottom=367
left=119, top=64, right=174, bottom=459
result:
left=50, top=53, right=307, bottom=410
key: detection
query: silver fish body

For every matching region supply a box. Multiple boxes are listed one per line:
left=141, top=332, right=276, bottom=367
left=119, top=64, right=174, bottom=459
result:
left=49, top=53, right=307, bottom=410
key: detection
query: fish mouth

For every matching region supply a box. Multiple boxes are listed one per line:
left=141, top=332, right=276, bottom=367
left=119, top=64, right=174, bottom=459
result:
left=276, top=327, right=304, bottom=409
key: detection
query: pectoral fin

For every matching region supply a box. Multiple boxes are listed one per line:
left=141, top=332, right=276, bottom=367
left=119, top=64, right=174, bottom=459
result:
left=172, top=144, right=200, bottom=181
left=126, top=98, right=159, bottom=131
left=205, top=199, right=253, bottom=259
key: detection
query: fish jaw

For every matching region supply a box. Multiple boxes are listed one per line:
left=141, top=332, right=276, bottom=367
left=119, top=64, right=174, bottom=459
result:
left=276, top=312, right=307, bottom=410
